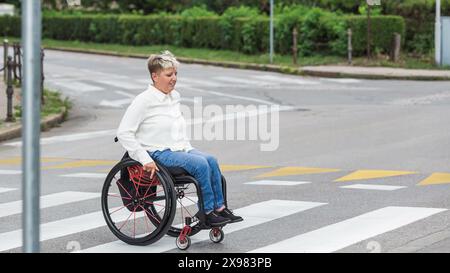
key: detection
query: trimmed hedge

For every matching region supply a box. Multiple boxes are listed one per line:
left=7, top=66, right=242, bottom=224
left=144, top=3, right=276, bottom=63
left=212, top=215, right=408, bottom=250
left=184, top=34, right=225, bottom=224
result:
left=344, top=15, right=406, bottom=56
left=0, top=13, right=405, bottom=57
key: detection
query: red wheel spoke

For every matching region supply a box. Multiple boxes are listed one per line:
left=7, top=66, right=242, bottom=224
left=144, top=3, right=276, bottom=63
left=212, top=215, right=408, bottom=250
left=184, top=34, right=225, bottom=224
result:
left=143, top=188, right=165, bottom=199
left=139, top=205, right=161, bottom=225
left=145, top=201, right=165, bottom=208
left=118, top=206, right=137, bottom=231
left=110, top=203, right=133, bottom=215
left=108, top=193, right=131, bottom=200
left=117, top=180, right=133, bottom=199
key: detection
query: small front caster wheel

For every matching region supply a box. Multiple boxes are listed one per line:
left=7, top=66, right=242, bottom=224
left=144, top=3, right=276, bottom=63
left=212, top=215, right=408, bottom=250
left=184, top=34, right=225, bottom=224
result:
left=209, top=228, right=224, bottom=243
left=176, top=236, right=191, bottom=250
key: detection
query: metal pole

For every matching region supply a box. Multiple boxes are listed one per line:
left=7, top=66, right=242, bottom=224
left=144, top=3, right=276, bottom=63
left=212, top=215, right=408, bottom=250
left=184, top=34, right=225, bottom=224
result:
left=367, top=4, right=371, bottom=59
left=348, top=28, right=353, bottom=64
left=269, top=0, right=274, bottom=64
left=292, top=27, right=298, bottom=65
left=5, top=56, right=14, bottom=122
left=3, top=39, right=9, bottom=82
left=22, top=0, right=42, bottom=253
left=435, top=0, right=441, bottom=66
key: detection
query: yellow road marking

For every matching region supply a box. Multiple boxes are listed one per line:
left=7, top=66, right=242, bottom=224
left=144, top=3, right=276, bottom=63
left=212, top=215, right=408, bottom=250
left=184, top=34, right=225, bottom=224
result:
left=335, top=170, right=417, bottom=182
left=43, top=160, right=117, bottom=170
left=256, top=167, right=340, bottom=178
left=0, top=157, right=69, bottom=165
left=418, top=173, right=450, bottom=186
left=219, top=165, right=272, bottom=172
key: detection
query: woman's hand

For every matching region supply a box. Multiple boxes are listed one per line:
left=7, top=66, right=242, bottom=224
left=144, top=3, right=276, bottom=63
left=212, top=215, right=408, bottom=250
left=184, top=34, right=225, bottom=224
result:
left=143, top=162, right=160, bottom=179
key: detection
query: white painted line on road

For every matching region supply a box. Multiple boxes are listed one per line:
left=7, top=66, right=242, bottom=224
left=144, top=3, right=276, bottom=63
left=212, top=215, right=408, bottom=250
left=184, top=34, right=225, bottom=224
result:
left=340, top=184, right=406, bottom=191
left=214, top=76, right=280, bottom=87
left=182, top=78, right=224, bottom=88
left=49, top=80, right=104, bottom=93
left=0, top=170, right=22, bottom=175
left=81, top=199, right=327, bottom=253
left=99, top=96, right=195, bottom=108
left=60, top=173, right=107, bottom=179
left=99, top=98, right=133, bottom=108
left=245, top=180, right=311, bottom=186
left=182, top=86, right=277, bottom=105
left=96, top=79, right=143, bottom=90
left=0, top=191, right=100, bottom=218
left=3, top=129, right=116, bottom=147
left=252, top=75, right=320, bottom=85
left=390, top=92, right=450, bottom=106
left=0, top=188, right=17, bottom=194
left=115, top=91, right=136, bottom=98
left=0, top=205, right=136, bottom=252
left=321, top=78, right=361, bottom=84
left=249, top=206, right=447, bottom=253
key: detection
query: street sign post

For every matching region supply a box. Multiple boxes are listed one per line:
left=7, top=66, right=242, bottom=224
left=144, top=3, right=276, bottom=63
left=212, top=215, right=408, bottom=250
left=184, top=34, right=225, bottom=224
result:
left=269, top=0, right=274, bottom=64
left=21, top=0, right=42, bottom=253
left=436, top=0, right=442, bottom=66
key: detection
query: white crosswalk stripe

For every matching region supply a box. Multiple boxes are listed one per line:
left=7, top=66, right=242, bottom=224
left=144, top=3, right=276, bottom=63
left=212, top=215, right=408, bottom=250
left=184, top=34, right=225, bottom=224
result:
left=0, top=191, right=100, bottom=218
left=0, top=188, right=446, bottom=253
left=0, top=170, right=22, bottom=175
left=48, top=80, right=104, bottom=93
left=0, top=187, right=17, bottom=194
left=249, top=206, right=447, bottom=253
left=81, top=199, right=326, bottom=253
left=0, top=205, right=134, bottom=252
left=340, top=184, right=407, bottom=191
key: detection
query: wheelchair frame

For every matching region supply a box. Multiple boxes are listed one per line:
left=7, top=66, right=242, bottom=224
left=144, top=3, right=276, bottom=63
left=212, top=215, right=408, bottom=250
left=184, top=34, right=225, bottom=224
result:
left=101, top=151, right=228, bottom=250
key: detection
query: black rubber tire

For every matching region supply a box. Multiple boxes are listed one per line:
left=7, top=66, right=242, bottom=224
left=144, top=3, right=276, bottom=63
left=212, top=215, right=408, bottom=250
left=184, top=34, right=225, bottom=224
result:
left=101, top=159, right=176, bottom=246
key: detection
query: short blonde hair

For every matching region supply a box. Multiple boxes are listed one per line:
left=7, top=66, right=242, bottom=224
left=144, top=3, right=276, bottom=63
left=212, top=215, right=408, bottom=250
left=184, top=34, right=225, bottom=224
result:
left=147, top=50, right=180, bottom=77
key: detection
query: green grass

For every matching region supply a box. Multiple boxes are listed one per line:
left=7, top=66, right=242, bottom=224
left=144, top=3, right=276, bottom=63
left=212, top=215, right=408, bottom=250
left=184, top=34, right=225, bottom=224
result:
left=6, top=37, right=449, bottom=70
left=39, top=38, right=345, bottom=68
left=14, top=89, right=71, bottom=120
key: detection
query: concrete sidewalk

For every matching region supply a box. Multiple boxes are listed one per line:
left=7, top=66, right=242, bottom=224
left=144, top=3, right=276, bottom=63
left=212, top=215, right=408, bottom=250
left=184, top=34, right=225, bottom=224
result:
left=301, top=65, right=450, bottom=81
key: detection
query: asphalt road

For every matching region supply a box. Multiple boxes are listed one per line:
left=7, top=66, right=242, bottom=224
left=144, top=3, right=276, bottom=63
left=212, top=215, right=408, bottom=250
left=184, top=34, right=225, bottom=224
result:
left=1, top=49, right=450, bottom=253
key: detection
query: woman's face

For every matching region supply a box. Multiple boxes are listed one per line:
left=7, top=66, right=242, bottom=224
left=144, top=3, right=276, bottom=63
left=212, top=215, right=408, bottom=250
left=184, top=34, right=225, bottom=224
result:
left=152, top=67, right=177, bottom=94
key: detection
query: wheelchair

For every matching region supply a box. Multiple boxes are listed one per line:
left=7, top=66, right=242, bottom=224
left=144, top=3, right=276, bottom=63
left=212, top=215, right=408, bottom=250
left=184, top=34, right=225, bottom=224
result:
left=101, top=140, right=228, bottom=251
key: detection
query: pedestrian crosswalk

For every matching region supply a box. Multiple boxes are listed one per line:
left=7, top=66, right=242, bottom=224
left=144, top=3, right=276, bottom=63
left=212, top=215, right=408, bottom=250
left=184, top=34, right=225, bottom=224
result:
left=0, top=187, right=447, bottom=253
left=44, top=67, right=364, bottom=109
left=249, top=206, right=446, bottom=253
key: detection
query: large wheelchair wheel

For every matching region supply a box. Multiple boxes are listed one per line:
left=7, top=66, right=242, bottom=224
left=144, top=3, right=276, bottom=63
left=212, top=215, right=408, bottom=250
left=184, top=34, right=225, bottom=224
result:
left=101, top=159, right=176, bottom=246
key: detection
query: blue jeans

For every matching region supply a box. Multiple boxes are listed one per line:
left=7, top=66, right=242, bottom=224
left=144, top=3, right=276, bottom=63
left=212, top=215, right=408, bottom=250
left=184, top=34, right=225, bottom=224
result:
left=148, top=149, right=225, bottom=213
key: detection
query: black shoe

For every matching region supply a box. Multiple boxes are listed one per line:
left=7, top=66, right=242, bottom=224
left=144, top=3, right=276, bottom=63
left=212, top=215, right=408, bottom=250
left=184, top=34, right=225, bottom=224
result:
left=205, top=211, right=231, bottom=227
left=217, top=208, right=243, bottom=223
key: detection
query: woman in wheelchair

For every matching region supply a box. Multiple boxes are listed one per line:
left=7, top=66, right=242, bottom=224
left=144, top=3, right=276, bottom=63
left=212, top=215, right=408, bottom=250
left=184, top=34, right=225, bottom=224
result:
left=115, top=51, right=242, bottom=230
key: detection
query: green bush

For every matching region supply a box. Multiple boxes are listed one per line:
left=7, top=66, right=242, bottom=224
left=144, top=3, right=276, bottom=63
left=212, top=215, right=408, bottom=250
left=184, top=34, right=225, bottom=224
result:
left=0, top=11, right=405, bottom=57
left=179, top=5, right=217, bottom=17
left=344, top=15, right=406, bottom=56
left=0, top=15, right=21, bottom=37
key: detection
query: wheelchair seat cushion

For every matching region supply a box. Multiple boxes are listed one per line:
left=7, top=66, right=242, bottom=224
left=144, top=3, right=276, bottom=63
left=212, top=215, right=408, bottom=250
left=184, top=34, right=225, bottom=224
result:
left=166, top=166, right=190, bottom=177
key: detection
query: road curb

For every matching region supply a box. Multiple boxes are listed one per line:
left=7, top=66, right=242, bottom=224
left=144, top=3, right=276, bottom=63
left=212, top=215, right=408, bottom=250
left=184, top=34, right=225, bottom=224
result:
left=299, top=68, right=450, bottom=81
left=0, top=107, right=67, bottom=143
left=45, top=46, right=304, bottom=75
left=45, top=46, right=450, bottom=81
